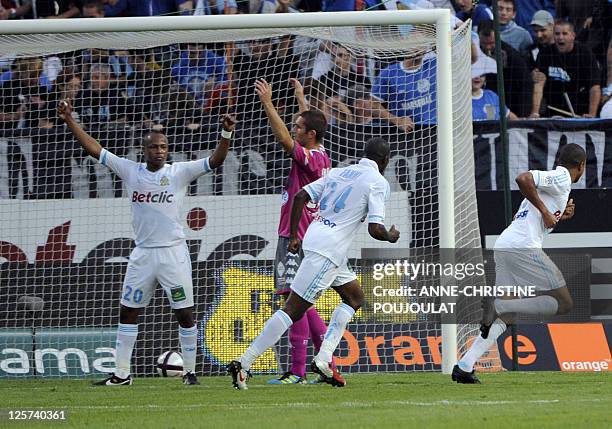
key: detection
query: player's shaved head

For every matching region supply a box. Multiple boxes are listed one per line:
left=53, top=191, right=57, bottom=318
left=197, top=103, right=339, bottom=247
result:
left=557, top=143, right=585, bottom=168
left=364, top=137, right=390, bottom=173
left=143, top=131, right=168, bottom=147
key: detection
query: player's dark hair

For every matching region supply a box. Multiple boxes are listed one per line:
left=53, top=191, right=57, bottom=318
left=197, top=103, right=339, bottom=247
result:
left=143, top=130, right=168, bottom=147
left=557, top=143, right=585, bottom=168
left=300, top=109, right=327, bottom=143
left=364, top=137, right=390, bottom=163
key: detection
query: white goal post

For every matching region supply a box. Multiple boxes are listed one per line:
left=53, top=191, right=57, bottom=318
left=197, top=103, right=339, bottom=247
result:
left=0, top=10, right=497, bottom=378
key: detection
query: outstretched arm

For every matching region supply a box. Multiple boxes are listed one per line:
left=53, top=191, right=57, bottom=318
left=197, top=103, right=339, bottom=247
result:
left=255, top=78, right=294, bottom=153
left=209, top=114, right=237, bottom=169
left=58, top=98, right=103, bottom=159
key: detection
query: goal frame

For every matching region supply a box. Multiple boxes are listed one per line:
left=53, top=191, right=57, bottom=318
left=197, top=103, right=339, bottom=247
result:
left=1, top=10, right=457, bottom=374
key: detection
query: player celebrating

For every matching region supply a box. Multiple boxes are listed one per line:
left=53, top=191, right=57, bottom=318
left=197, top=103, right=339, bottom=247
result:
left=228, top=137, right=400, bottom=389
left=255, top=78, right=335, bottom=385
left=452, top=143, right=586, bottom=384
left=58, top=98, right=236, bottom=386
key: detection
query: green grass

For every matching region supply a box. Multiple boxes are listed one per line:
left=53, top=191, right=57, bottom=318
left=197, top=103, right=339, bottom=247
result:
left=1, top=372, right=610, bottom=429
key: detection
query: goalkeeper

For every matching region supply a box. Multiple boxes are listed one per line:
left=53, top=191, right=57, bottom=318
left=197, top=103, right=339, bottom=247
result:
left=255, top=78, right=335, bottom=385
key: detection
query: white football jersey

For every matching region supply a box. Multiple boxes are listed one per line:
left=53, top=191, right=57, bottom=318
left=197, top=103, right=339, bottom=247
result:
left=99, top=149, right=211, bottom=247
left=495, top=166, right=572, bottom=249
left=302, top=158, right=390, bottom=265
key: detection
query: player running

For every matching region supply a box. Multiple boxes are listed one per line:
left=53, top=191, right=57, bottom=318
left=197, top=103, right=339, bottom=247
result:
left=452, top=143, right=586, bottom=384
left=228, top=137, right=400, bottom=389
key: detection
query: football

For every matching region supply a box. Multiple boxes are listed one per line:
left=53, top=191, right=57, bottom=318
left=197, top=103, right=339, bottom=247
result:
left=156, top=351, right=183, bottom=377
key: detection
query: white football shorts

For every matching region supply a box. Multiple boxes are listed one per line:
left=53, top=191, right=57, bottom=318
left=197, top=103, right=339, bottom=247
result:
left=494, top=249, right=566, bottom=291
left=290, top=250, right=358, bottom=303
left=121, top=243, right=194, bottom=310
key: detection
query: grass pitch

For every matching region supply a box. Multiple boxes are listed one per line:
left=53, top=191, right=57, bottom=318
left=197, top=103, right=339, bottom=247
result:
left=1, top=372, right=610, bottom=429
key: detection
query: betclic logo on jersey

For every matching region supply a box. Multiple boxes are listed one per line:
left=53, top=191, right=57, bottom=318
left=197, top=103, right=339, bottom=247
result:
left=131, top=191, right=174, bottom=204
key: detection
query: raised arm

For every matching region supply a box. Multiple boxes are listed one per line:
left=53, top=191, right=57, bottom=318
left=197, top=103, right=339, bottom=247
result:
left=255, top=78, right=294, bottom=153
left=58, top=98, right=103, bottom=160
left=515, top=172, right=557, bottom=228
left=209, top=114, right=237, bottom=169
left=290, top=78, right=309, bottom=113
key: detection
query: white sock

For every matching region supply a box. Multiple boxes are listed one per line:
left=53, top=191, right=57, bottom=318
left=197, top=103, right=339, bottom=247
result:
left=115, top=323, right=138, bottom=379
left=458, top=318, right=507, bottom=373
left=179, top=325, right=198, bottom=375
left=495, top=295, right=558, bottom=316
left=316, top=303, right=355, bottom=364
left=240, top=310, right=293, bottom=371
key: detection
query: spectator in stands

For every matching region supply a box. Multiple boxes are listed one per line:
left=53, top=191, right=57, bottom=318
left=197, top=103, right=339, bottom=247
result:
left=0, top=1, right=30, bottom=19
left=453, top=0, right=493, bottom=32
left=0, top=57, right=50, bottom=199
left=193, top=0, right=237, bottom=14
left=234, top=37, right=300, bottom=124
left=528, top=10, right=555, bottom=66
left=77, top=63, right=133, bottom=125
left=81, top=0, right=104, bottom=18
left=77, top=62, right=136, bottom=196
left=36, top=0, right=82, bottom=18
left=32, top=73, right=84, bottom=199
left=310, top=44, right=370, bottom=116
left=471, top=55, right=518, bottom=121
left=555, top=0, right=602, bottom=55
left=478, top=19, right=533, bottom=118
left=171, top=43, right=227, bottom=108
left=370, top=51, right=439, bottom=132
left=602, top=36, right=612, bottom=108
left=0, top=57, right=49, bottom=130
left=497, top=0, right=533, bottom=56
left=480, top=0, right=556, bottom=34
left=531, top=20, right=601, bottom=118
left=104, top=0, right=193, bottom=17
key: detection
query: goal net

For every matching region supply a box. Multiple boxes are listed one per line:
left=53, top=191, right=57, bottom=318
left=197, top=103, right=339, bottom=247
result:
left=0, top=11, right=500, bottom=378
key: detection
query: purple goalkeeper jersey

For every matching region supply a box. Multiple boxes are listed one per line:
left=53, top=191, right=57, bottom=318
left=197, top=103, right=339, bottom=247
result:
left=278, top=141, right=331, bottom=240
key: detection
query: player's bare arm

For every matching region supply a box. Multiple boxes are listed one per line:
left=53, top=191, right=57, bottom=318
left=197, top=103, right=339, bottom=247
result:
left=209, top=114, right=237, bottom=169
left=255, top=78, right=294, bottom=153
left=57, top=98, right=103, bottom=160
left=287, top=189, right=310, bottom=253
left=515, top=171, right=557, bottom=228
left=290, top=78, right=308, bottom=113
left=368, top=223, right=400, bottom=243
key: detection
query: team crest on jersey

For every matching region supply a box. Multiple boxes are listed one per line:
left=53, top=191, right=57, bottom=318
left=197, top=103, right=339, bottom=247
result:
left=160, top=176, right=169, bottom=186
left=417, top=78, right=430, bottom=93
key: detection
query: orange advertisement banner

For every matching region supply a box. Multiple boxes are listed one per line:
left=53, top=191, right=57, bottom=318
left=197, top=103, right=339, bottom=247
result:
left=548, top=324, right=611, bottom=372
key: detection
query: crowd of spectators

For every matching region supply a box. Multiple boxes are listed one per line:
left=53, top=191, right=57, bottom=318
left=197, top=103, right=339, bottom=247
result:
left=1, top=0, right=611, bottom=200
